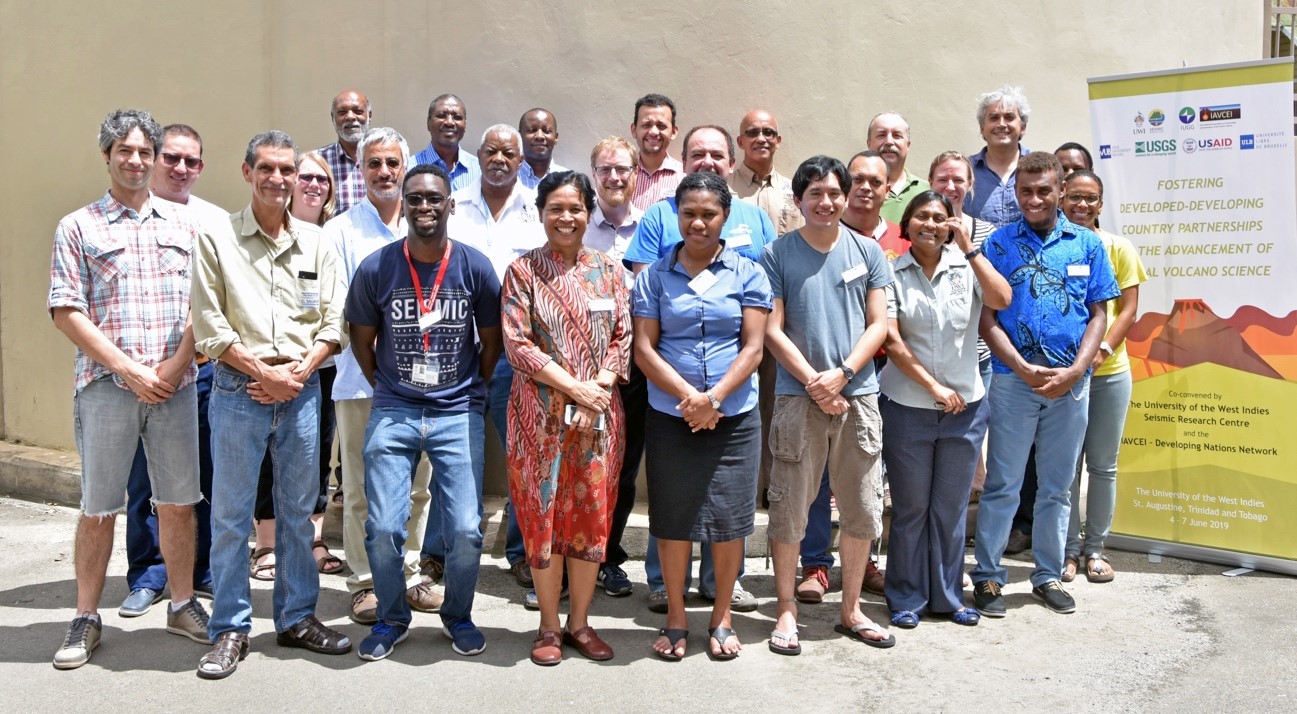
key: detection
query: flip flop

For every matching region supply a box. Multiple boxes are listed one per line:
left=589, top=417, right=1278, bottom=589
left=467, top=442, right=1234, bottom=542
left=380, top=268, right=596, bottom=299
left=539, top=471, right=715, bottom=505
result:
left=834, top=622, right=896, bottom=649
left=249, top=546, right=276, bottom=581
left=1086, top=554, right=1115, bottom=583
left=768, top=628, right=801, bottom=656
left=707, top=626, right=739, bottom=661
left=1062, top=555, right=1080, bottom=583
left=654, top=628, right=688, bottom=661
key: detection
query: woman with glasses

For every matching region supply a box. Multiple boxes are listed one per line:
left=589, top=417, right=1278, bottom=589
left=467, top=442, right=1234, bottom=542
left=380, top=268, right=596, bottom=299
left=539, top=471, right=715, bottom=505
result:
left=1059, top=169, right=1145, bottom=584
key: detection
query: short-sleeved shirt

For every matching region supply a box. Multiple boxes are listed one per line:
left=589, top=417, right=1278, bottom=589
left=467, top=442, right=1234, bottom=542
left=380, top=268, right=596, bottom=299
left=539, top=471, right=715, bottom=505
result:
left=843, top=218, right=908, bottom=263
left=344, top=239, right=501, bottom=411
left=585, top=202, right=642, bottom=264
left=623, top=196, right=776, bottom=269
left=983, top=213, right=1120, bottom=373
left=518, top=160, right=568, bottom=190
left=448, top=180, right=545, bottom=280
left=760, top=226, right=894, bottom=396
left=1094, top=229, right=1147, bottom=378
left=880, top=171, right=931, bottom=224
left=730, top=162, right=804, bottom=235
left=632, top=245, right=773, bottom=416
left=964, top=145, right=1029, bottom=227
left=48, top=192, right=200, bottom=392
left=880, top=245, right=986, bottom=408
left=317, top=142, right=366, bottom=215
left=323, top=197, right=407, bottom=401
left=412, top=144, right=481, bottom=193
left=630, top=156, right=684, bottom=211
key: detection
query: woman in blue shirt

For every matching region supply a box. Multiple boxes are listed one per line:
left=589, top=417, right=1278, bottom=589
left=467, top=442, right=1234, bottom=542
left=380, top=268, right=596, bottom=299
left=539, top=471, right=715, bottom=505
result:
left=632, top=172, right=772, bottom=661
left=879, top=190, right=1011, bottom=628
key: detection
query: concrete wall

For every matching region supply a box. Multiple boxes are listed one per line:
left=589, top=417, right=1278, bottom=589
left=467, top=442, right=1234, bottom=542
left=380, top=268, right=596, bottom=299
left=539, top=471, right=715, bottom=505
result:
left=0, top=0, right=1263, bottom=465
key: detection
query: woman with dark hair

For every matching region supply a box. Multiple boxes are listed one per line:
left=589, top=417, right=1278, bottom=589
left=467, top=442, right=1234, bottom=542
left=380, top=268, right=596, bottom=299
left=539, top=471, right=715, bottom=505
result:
left=1060, top=169, right=1145, bottom=584
left=502, top=171, right=632, bottom=666
left=634, top=172, right=771, bottom=661
left=879, top=190, right=1011, bottom=628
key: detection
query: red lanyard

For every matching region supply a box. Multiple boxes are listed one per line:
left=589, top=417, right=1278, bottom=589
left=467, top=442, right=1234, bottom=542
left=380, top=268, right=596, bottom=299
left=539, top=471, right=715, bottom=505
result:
left=403, top=240, right=453, bottom=351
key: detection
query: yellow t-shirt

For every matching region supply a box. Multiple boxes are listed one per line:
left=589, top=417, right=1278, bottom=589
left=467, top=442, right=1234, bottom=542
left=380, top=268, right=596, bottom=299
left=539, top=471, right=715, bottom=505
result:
left=1095, top=230, right=1147, bottom=377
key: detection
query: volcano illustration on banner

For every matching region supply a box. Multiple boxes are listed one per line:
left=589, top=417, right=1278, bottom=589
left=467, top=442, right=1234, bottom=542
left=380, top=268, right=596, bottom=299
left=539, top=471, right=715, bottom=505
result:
left=1125, top=300, right=1296, bottom=382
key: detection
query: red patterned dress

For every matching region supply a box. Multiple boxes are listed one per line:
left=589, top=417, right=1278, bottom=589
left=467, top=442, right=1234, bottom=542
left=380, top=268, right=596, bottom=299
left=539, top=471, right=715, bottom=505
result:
left=502, top=246, right=631, bottom=568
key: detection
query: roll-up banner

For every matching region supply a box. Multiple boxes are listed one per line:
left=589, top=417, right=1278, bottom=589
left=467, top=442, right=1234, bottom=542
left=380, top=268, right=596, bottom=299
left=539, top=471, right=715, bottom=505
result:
left=1088, top=58, right=1297, bottom=575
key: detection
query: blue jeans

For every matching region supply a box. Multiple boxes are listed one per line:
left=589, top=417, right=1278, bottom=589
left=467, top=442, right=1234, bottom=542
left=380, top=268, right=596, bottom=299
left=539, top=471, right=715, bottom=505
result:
left=126, top=361, right=214, bottom=592
left=367, top=407, right=484, bottom=625
left=972, top=371, right=1090, bottom=588
left=207, top=364, right=321, bottom=637
left=421, top=362, right=523, bottom=566
left=799, top=466, right=834, bottom=568
left=1067, top=371, right=1132, bottom=558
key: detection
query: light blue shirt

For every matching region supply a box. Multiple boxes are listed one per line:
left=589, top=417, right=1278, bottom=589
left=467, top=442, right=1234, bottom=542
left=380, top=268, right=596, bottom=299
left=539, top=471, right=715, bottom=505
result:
left=322, top=197, right=407, bottom=401
left=964, top=145, right=1030, bottom=227
left=412, top=144, right=481, bottom=193
left=518, top=160, right=568, bottom=190
left=623, top=196, right=776, bottom=269
left=633, top=245, right=772, bottom=416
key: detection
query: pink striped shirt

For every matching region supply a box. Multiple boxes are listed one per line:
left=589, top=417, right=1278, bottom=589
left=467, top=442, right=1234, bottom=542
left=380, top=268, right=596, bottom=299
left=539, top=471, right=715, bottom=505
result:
left=629, top=156, right=684, bottom=211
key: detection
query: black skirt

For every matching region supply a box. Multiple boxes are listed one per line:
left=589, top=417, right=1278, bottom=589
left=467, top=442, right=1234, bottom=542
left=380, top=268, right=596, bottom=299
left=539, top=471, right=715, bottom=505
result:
left=645, top=408, right=760, bottom=542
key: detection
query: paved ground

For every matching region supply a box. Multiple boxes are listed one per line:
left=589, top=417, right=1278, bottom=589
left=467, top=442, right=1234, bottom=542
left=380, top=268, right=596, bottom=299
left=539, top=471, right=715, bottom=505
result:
left=1, top=495, right=1293, bottom=712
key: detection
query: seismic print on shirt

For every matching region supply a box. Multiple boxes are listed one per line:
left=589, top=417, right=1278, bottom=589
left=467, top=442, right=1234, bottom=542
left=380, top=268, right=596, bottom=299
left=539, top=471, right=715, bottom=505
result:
left=387, top=286, right=473, bottom=389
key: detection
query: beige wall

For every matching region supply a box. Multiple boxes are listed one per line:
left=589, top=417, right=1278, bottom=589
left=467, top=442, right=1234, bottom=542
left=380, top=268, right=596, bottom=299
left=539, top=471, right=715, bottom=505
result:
left=0, top=0, right=1264, bottom=453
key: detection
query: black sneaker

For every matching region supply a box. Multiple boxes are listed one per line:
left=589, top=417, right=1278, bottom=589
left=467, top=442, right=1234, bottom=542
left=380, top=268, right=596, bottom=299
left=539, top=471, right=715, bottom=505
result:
left=972, top=580, right=1006, bottom=618
left=1032, top=580, right=1076, bottom=614
left=598, top=565, right=633, bottom=597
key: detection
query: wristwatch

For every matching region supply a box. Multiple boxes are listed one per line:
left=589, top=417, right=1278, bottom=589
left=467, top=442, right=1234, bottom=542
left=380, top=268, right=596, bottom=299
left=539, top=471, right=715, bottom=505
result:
left=840, top=364, right=856, bottom=382
left=964, top=247, right=983, bottom=260
left=705, top=390, right=721, bottom=410
left=1099, top=341, right=1115, bottom=357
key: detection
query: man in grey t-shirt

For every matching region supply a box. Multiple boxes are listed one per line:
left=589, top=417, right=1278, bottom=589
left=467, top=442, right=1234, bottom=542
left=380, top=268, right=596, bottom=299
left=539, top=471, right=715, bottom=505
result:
left=761, top=155, right=895, bottom=655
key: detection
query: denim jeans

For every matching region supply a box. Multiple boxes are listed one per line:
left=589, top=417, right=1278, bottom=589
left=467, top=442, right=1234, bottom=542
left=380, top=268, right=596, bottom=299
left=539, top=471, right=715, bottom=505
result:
left=207, top=364, right=321, bottom=637
left=255, top=364, right=337, bottom=518
left=972, top=371, right=1089, bottom=588
left=126, top=360, right=214, bottom=592
left=799, top=466, right=834, bottom=569
left=367, top=407, right=484, bottom=625
left=1067, top=371, right=1132, bottom=558
left=421, top=362, right=523, bottom=566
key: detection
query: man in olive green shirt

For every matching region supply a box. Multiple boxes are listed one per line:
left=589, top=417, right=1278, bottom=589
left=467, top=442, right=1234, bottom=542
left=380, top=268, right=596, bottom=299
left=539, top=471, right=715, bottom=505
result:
left=191, top=130, right=348, bottom=680
left=869, top=111, right=930, bottom=224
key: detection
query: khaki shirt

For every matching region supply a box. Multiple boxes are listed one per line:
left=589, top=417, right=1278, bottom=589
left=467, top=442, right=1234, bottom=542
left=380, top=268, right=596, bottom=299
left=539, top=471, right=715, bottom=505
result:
left=731, top=161, right=804, bottom=235
left=192, top=205, right=343, bottom=362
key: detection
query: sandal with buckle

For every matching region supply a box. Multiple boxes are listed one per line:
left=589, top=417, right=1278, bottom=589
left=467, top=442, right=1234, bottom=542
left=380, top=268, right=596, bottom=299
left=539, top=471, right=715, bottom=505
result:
left=196, top=632, right=249, bottom=680
left=276, top=614, right=352, bottom=655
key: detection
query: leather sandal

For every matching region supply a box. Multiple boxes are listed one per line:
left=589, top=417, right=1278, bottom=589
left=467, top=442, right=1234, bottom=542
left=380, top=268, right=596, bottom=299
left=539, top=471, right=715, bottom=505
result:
left=196, top=632, right=249, bottom=680
left=313, top=539, right=345, bottom=575
left=1086, top=553, right=1115, bottom=583
left=707, top=626, right=740, bottom=661
left=563, top=625, right=613, bottom=661
left=1062, top=555, right=1080, bottom=583
left=249, top=547, right=275, bottom=582
left=531, top=630, right=562, bottom=666
left=276, top=614, right=352, bottom=655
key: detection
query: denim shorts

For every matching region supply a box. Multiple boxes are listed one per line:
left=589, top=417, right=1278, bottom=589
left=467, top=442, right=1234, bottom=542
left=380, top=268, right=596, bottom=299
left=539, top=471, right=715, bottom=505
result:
left=74, top=377, right=201, bottom=516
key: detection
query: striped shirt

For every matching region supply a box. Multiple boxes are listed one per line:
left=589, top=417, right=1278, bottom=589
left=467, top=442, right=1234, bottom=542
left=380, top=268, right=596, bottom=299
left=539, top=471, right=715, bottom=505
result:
left=317, top=142, right=366, bottom=214
left=48, top=192, right=200, bottom=392
left=411, top=144, right=481, bottom=193
left=630, top=156, right=684, bottom=211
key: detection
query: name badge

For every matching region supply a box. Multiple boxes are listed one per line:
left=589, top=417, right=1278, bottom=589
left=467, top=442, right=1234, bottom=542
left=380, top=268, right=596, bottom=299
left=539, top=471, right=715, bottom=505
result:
left=1067, top=264, right=1090, bottom=277
left=300, top=291, right=320, bottom=309
left=842, top=263, right=869, bottom=284
left=726, top=226, right=753, bottom=249
left=589, top=298, right=615, bottom=312
left=418, top=306, right=443, bottom=333
left=411, top=357, right=440, bottom=387
left=688, top=269, right=720, bottom=295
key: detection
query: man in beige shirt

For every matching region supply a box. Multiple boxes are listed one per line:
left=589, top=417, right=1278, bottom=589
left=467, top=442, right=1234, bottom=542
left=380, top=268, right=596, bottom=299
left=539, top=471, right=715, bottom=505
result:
left=731, top=109, right=803, bottom=236
left=191, top=130, right=349, bottom=680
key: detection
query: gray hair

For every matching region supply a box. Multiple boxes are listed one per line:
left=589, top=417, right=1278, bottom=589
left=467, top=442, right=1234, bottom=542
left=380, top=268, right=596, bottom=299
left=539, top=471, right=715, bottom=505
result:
left=98, top=109, right=163, bottom=154
left=244, top=130, right=299, bottom=168
left=358, top=127, right=410, bottom=167
left=976, top=85, right=1031, bottom=126
left=867, top=111, right=911, bottom=138
left=479, top=123, right=523, bottom=153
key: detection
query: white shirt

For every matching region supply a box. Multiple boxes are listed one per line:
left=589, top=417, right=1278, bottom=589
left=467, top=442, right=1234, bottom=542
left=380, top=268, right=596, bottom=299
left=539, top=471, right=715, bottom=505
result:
left=448, top=180, right=545, bottom=280
left=158, top=194, right=230, bottom=234
left=323, top=197, right=407, bottom=400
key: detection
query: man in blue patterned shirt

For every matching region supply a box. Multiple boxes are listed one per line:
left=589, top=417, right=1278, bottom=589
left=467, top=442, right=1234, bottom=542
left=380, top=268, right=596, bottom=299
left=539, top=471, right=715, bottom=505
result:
left=971, top=151, right=1119, bottom=617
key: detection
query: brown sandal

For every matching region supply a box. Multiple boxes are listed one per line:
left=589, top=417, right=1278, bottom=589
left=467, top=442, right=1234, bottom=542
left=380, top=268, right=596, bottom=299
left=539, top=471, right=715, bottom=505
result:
left=1062, top=555, right=1080, bottom=583
left=249, top=547, right=275, bottom=581
left=275, top=614, right=352, bottom=655
left=196, top=632, right=249, bottom=680
left=313, top=539, right=346, bottom=575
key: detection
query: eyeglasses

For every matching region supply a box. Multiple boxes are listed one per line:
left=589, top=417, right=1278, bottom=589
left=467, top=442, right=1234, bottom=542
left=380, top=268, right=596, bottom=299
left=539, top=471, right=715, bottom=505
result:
left=366, top=157, right=402, bottom=170
left=160, top=152, right=202, bottom=169
left=594, top=165, right=634, bottom=178
left=1064, top=193, right=1102, bottom=205
left=405, top=194, right=448, bottom=208
left=299, top=174, right=329, bottom=186
left=743, top=128, right=779, bottom=139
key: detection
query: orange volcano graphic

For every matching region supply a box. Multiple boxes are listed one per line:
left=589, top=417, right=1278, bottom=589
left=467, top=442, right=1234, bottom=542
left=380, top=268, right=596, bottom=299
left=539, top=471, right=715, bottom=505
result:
left=1125, top=300, right=1295, bottom=381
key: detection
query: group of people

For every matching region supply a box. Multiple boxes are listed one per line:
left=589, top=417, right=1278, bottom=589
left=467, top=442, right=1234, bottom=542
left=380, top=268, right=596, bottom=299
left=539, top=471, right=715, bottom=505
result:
left=48, top=83, right=1145, bottom=675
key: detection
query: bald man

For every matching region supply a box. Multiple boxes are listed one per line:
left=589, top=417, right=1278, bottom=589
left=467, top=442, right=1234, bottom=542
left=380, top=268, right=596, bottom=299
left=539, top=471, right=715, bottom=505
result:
left=517, top=108, right=567, bottom=189
left=317, top=89, right=373, bottom=214
left=731, top=109, right=803, bottom=236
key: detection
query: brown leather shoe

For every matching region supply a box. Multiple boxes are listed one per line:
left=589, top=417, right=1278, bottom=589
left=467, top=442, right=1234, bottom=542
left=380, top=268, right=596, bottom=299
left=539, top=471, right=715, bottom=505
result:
left=511, top=561, right=534, bottom=588
left=530, top=630, right=562, bottom=666
left=276, top=614, right=352, bottom=655
left=863, top=560, right=886, bottom=596
left=350, top=589, right=378, bottom=625
left=419, top=557, right=444, bottom=585
left=795, top=565, right=829, bottom=604
left=563, top=625, right=614, bottom=661
left=406, top=582, right=444, bottom=613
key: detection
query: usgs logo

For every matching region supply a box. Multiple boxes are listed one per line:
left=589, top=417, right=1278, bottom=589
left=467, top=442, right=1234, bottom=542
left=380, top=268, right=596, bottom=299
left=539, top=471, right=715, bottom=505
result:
left=1134, top=139, right=1176, bottom=156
